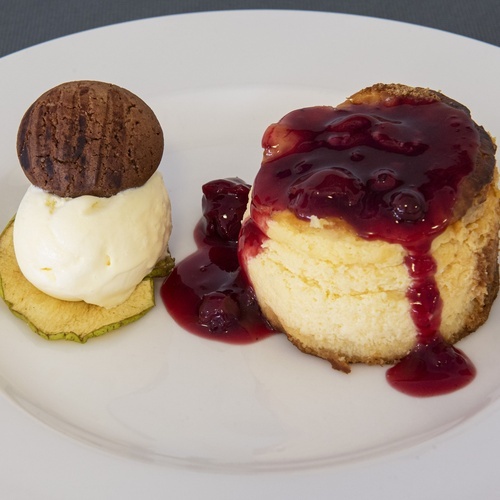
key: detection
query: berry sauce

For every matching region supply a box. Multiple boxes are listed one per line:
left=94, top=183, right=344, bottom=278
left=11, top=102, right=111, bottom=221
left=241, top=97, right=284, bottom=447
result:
left=239, top=94, right=480, bottom=397
left=160, top=178, right=276, bottom=344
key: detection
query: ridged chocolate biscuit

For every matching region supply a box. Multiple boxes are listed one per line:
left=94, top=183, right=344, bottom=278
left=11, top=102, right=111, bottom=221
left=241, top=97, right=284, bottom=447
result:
left=17, top=80, right=164, bottom=198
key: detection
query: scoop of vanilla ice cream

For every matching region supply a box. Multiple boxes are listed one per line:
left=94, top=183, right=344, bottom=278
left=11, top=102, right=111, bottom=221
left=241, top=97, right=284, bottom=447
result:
left=13, top=172, right=172, bottom=308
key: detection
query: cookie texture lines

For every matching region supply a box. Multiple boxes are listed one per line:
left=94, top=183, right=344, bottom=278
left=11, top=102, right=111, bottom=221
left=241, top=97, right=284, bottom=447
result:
left=16, top=80, right=163, bottom=198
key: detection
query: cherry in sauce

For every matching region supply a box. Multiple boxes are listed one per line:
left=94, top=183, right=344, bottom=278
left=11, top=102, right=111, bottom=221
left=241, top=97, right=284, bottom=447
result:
left=160, top=178, right=276, bottom=344
left=239, top=94, right=480, bottom=397
left=162, top=93, right=483, bottom=397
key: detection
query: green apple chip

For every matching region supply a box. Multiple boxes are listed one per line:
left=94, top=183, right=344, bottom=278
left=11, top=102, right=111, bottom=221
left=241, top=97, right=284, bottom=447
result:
left=146, top=252, right=175, bottom=279
left=0, top=218, right=174, bottom=343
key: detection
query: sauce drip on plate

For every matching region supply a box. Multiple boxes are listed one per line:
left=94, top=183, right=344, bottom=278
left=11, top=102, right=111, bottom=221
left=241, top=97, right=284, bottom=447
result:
left=161, top=178, right=276, bottom=344
left=163, top=91, right=483, bottom=397
left=239, top=94, right=480, bottom=397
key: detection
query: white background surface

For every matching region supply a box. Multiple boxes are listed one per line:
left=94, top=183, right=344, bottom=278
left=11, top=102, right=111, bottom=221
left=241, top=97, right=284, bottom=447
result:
left=0, top=11, right=499, bottom=499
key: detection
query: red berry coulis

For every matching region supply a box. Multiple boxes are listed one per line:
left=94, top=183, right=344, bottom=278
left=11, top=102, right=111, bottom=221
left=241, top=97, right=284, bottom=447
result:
left=160, top=178, right=276, bottom=344
left=162, top=92, right=482, bottom=397
left=238, top=94, right=480, bottom=397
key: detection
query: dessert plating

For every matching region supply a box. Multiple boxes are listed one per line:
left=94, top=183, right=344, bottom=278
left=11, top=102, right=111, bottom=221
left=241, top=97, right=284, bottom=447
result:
left=0, top=80, right=173, bottom=341
left=238, top=83, right=499, bottom=387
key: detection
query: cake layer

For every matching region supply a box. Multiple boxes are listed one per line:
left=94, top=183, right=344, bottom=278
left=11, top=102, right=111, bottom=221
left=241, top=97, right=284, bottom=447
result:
left=239, top=83, right=499, bottom=373
left=243, top=176, right=499, bottom=371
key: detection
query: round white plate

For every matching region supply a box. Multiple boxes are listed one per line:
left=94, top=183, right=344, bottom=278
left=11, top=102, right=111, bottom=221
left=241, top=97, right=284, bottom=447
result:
left=0, top=10, right=499, bottom=499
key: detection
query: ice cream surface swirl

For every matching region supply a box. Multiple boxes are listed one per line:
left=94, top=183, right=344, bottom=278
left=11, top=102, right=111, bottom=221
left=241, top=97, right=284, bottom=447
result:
left=13, top=172, right=171, bottom=308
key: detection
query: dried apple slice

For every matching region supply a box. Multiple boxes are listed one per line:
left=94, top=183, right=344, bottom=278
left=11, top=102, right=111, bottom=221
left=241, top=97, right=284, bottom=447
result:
left=0, top=218, right=174, bottom=343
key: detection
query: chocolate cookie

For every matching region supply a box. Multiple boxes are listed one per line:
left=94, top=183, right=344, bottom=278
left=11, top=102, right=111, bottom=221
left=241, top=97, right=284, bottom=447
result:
left=16, top=80, right=164, bottom=198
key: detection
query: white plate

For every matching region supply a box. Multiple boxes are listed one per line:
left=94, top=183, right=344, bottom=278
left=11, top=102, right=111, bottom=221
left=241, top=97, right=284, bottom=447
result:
left=0, top=10, right=500, bottom=499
